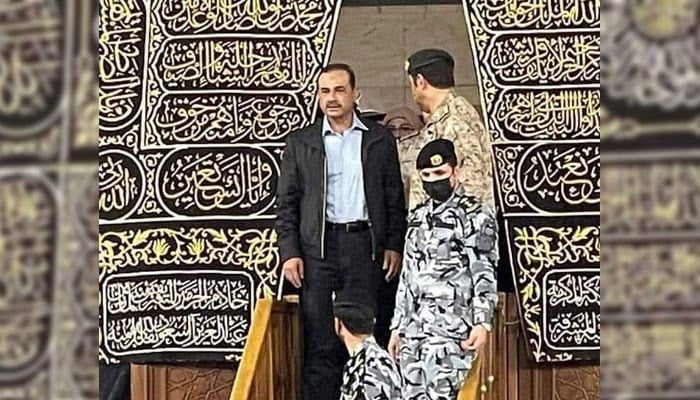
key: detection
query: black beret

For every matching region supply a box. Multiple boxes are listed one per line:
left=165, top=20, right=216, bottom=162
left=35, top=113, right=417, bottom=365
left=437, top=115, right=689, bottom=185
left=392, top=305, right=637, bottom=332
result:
left=406, top=49, right=455, bottom=74
left=333, top=299, right=375, bottom=334
left=416, top=139, right=457, bottom=170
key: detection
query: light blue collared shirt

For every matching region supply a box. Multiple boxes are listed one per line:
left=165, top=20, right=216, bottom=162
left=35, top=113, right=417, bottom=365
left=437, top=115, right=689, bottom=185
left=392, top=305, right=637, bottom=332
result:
left=322, top=114, right=369, bottom=223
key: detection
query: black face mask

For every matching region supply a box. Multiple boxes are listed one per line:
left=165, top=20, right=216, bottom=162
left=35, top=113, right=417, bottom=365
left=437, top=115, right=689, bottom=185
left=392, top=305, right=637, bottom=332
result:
left=422, top=178, right=454, bottom=203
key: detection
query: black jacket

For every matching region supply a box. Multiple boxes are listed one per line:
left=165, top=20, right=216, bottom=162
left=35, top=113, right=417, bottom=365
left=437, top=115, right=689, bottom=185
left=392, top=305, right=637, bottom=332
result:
left=275, top=117, right=407, bottom=263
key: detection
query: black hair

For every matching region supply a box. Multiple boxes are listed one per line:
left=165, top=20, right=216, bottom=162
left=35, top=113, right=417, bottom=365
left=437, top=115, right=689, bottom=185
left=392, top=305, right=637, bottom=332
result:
left=337, top=314, right=374, bottom=335
left=320, top=63, right=357, bottom=89
left=409, top=63, right=455, bottom=89
left=333, top=301, right=375, bottom=335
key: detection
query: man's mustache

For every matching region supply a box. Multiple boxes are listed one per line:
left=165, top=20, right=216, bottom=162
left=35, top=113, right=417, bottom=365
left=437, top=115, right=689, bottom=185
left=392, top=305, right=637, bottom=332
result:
left=326, top=102, right=341, bottom=108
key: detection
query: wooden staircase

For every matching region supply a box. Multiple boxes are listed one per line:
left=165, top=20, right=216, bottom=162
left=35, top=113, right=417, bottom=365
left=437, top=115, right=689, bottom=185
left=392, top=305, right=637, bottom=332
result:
left=230, top=296, right=303, bottom=400
left=231, top=295, right=487, bottom=400
left=131, top=293, right=599, bottom=400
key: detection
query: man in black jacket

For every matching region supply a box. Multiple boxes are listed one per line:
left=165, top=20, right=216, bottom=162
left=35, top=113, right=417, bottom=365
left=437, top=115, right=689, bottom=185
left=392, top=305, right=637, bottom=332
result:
left=275, top=63, right=407, bottom=400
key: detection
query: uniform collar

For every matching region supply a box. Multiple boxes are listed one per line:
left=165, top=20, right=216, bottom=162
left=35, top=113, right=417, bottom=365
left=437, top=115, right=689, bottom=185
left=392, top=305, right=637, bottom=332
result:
left=348, top=335, right=375, bottom=357
left=429, top=185, right=465, bottom=214
left=428, top=90, right=457, bottom=125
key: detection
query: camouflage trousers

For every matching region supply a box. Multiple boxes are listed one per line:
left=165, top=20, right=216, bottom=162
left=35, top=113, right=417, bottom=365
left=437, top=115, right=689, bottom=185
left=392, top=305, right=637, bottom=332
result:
left=399, top=336, right=474, bottom=400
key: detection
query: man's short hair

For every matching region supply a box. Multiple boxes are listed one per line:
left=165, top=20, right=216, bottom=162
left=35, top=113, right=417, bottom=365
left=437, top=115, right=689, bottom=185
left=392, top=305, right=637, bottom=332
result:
left=406, top=49, right=455, bottom=89
left=409, top=64, right=455, bottom=89
left=333, top=300, right=375, bottom=335
left=320, top=63, right=357, bottom=89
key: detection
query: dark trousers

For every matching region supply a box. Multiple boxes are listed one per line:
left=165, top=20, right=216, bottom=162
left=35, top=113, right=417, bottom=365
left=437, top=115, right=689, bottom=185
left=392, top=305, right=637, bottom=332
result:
left=301, top=228, right=382, bottom=400
left=375, top=277, right=399, bottom=348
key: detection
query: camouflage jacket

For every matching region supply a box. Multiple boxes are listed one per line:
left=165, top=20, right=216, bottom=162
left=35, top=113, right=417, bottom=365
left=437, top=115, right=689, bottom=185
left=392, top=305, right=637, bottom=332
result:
left=340, top=336, right=402, bottom=400
left=391, top=186, right=498, bottom=340
left=396, top=131, right=421, bottom=207
left=406, top=90, right=494, bottom=210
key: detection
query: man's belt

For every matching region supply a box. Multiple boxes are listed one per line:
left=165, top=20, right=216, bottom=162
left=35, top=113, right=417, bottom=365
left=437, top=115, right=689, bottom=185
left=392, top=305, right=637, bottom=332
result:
left=325, top=221, right=369, bottom=233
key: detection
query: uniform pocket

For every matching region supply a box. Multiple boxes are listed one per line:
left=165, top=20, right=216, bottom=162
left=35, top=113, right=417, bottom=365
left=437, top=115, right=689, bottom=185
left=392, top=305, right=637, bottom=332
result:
left=423, top=284, right=455, bottom=301
left=432, top=228, right=461, bottom=268
left=419, top=284, right=456, bottom=326
left=419, top=284, right=472, bottom=338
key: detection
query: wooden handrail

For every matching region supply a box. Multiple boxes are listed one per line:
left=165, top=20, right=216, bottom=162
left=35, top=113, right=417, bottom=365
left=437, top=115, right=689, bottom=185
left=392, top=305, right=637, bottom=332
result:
left=230, top=296, right=302, bottom=400
left=230, top=297, right=274, bottom=400
left=231, top=295, right=490, bottom=400
left=458, top=350, right=483, bottom=400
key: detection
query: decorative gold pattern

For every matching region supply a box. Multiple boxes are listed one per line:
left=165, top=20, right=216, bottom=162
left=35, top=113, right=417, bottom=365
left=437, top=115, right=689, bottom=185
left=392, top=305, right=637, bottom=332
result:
left=464, top=0, right=600, bottom=362
left=1, top=0, right=99, bottom=397
left=98, top=0, right=342, bottom=362
left=511, top=222, right=600, bottom=362
left=602, top=1, right=700, bottom=398
left=603, top=0, right=700, bottom=110
left=0, top=175, right=54, bottom=375
left=598, top=71, right=700, bottom=400
left=0, top=0, right=64, bottom=161
left=605, top=242, right=700, bottom=313
left=602, top=323, right=700, bottom=395
left=100, top=227, right=279, bottom=298
left=603, top=160, right=700, bottom=236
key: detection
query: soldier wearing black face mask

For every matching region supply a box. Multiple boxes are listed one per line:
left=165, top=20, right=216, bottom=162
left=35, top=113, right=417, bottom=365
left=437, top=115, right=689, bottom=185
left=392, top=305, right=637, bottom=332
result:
left=416, top=139, right=459, bottom=202
left=388, top=139, right=498, bottom=400
left=422, top=172, right=454, bottom=203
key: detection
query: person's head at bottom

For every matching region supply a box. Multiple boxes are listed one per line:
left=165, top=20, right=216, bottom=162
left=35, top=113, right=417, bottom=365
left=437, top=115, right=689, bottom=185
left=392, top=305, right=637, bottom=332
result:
left=416, top=138, right=460, bottom=203
left=333, top=298, right=375, bottom=352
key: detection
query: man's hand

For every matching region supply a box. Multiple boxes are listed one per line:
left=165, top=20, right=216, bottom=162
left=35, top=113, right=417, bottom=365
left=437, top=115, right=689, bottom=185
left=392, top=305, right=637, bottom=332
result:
left=383, top=250, right=402, bottom=281
left=388, top=330, right=401, bottom=360
left=461, top=325, right=488, bottom=351
left=283, top=257, right=304, bottom=288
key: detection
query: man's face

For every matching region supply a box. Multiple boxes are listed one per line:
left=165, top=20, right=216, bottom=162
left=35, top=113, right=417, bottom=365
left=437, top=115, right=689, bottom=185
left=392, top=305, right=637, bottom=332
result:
left=387, top=117, right=416, bottom=140
left=408, top=74, right=429, bottom=113
left=318, top=70, right=357, bottom=119
left=420, top=163, right=458, bottom=186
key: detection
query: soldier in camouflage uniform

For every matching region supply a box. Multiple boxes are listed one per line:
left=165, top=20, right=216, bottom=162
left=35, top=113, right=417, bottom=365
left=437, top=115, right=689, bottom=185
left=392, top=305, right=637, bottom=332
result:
left=334, top=299, right=402, bottom=400
left=389, top=139, right=498, bottom=400
left=403, top=49, right=495, bottom=210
